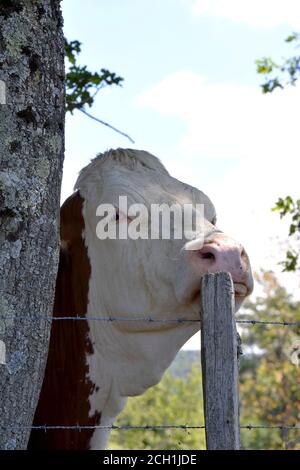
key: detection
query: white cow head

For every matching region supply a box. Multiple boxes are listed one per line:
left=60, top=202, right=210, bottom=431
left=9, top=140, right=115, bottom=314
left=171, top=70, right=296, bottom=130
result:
left=73, top=148, right=253, bottom=448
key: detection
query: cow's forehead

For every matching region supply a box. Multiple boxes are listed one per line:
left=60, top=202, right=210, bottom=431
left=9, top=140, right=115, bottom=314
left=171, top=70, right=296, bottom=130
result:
left=75, top=148, right=169, bottom=189
left=75, top=148, right=216, bottom=219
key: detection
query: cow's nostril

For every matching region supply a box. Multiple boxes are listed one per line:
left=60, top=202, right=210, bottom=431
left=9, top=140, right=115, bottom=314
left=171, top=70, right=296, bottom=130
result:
left=199, top=251, right=215, bottom=261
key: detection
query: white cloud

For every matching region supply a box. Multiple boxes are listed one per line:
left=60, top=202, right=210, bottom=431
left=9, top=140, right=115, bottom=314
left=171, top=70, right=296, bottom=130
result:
left=190, top=0, right=300, bottom=29
left=135, top=70, right=300, bottom=167
left=135, top=71, right=300, bottom=300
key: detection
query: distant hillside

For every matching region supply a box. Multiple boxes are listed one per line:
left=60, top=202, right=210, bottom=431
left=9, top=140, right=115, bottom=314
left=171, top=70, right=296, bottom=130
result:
left=168, top=350, right=200, bottom=378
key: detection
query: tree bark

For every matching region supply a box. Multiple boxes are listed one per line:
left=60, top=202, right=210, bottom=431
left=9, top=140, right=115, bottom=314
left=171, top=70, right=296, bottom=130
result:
left=0, top=0, right=64, bottom=449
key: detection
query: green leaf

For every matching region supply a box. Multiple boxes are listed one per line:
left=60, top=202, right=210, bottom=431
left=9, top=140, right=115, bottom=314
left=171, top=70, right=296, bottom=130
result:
left=282, top=251, right=298, bottom=272
left=64, top=37, right=124, bottom=113
left=285, top=33, right=299, bottom=42
left=257, top=32, right=300, bottom=93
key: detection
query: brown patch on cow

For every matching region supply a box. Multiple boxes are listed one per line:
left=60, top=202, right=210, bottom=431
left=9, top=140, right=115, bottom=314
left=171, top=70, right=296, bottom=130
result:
left=28, top=192, right=101, bottom=450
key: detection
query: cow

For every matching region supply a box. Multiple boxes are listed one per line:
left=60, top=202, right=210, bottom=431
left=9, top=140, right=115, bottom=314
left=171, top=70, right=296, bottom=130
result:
left=28, top=148, right=253, bottom=450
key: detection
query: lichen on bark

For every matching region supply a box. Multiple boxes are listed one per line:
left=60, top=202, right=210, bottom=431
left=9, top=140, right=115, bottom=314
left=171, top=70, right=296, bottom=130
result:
left=0, top=0, right=65, bottom=449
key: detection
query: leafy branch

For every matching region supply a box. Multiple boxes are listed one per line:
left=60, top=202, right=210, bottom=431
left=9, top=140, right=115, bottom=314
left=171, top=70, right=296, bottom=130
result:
left=65, top=39, right=134, bottom=143
left=257, top=33, right=300, bottom=271
left=256, top=33, right=300, bottom=93
left=272, top=197, right=300, bottom=271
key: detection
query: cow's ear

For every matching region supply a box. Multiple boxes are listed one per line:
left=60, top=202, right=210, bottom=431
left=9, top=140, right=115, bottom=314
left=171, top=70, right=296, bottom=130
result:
left=60, top=191, right=85, bottom=247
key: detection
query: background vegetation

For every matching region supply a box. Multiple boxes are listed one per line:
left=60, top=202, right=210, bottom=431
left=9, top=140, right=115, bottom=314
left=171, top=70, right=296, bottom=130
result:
left=108, top=272, right=300, bottom=450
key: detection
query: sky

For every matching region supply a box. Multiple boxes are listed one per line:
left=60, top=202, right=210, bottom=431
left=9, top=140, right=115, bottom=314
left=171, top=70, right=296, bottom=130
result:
left=62, top=0, right=300, bottom=349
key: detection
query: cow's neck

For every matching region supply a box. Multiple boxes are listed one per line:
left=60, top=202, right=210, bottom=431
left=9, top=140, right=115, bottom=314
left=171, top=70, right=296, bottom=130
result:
left=80, top=198, right=199, bottom=449
left=84, top=242, right=199, bottom=449
left=85, top=305, right=198, bottom=449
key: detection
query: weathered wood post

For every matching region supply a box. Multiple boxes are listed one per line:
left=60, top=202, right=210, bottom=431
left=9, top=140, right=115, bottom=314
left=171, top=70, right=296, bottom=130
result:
left=200, top=272, right=240, bottom=450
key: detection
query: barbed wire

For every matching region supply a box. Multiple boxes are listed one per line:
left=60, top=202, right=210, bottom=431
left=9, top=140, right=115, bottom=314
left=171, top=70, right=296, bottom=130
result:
left=241, top=424, right=300, bottom=430
left=0, top=315, right=199, bottom=324
left=1, top=424, right=300, bottom=431
left=1, top=312, right=299, bottom=442
left=0, top=314, right=299, bottom=326
left=236, top=319, right=300, bottom=327
left=1, top=289, right=299, bottom=447
left=2, top=424, right=204, bottom=431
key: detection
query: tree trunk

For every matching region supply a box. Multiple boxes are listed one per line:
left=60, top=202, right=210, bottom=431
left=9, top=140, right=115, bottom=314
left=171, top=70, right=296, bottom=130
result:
left=0, top=0, right=65, bottom=449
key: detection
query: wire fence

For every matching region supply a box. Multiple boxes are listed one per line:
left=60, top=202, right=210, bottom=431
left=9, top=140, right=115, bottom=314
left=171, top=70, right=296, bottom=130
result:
left=2, top=424, right=300, bottom=431
left=1, top=314, right=300, bottom=326
left=1, top=311, right=300, bottom=446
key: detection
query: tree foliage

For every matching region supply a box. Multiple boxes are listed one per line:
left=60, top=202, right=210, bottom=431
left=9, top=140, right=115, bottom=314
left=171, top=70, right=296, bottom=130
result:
left=272, top=196, right=300, bottom=271
left=239, top=271, right=300, bottom=450
left=108, top=364, right=205, bottom=450
left=257, top=34, right=300, bottom=271
left=106, top=272, right=300, bottom=451
left=256, top=33, right=300, bottom=94
left=64, top=39, right=133, bottom=142
left=65, top=39, right=123, bottom=113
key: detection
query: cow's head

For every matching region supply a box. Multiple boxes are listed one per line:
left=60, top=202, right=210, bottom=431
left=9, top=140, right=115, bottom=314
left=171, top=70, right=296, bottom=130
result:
left=63, top=148, right=253, bottom=448
left=75, top=148, right=252, bottom=321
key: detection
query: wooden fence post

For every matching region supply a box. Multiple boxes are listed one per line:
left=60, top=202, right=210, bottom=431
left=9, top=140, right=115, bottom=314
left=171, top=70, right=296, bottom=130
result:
left=200, top=272, right=240, bottom=450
